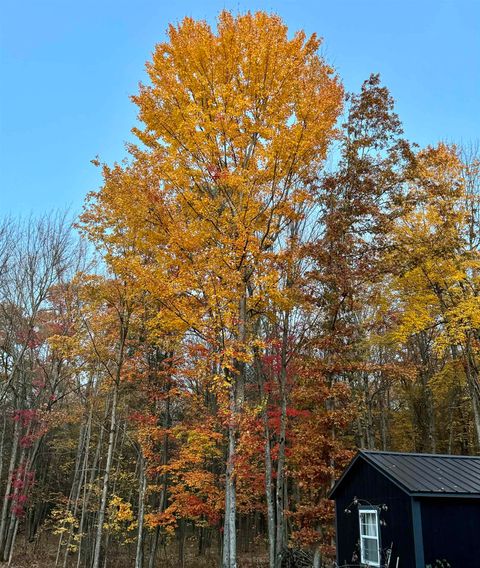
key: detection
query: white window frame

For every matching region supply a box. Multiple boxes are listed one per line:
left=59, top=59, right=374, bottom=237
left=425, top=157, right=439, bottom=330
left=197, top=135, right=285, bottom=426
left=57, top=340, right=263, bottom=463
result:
left=358, top=507, right=380, bottom=567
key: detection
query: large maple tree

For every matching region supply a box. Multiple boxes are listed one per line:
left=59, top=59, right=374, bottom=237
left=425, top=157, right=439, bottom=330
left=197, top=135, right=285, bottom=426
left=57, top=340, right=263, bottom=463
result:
left=81, top=11, right=343, bottom=568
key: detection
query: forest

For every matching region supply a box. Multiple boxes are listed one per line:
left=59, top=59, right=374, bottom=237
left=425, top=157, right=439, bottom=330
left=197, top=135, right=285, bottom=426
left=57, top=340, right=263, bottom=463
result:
left=0, top=10, right=479, bottom=568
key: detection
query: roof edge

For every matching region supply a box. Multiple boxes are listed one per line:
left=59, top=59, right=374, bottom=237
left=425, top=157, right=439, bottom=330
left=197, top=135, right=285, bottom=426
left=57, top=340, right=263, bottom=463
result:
left=361, top=449, right=480, bottom=460
left=328, top=451, right=362, bottom=500
left=329, top=450, right=416, bottom=500
left=329, top=450, right=480, bottom=500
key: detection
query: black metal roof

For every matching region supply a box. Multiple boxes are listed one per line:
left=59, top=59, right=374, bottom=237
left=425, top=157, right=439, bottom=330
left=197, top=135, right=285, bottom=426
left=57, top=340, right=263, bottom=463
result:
left=329, top=450, right=480, bottom=499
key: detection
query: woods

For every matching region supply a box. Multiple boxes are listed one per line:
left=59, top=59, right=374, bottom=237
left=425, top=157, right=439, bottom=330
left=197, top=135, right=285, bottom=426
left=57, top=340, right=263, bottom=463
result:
left=1, top=11, right=479, bottom=568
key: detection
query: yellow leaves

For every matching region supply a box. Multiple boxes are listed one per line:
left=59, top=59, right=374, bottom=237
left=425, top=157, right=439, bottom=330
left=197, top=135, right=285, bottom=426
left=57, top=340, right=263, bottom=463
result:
left=78, top=15, right=344, bottom=480
left=49, top=508, right=83, bottom=552
left=171, top=422, right=223, bottom=465
left=429, top=360, right=466, bottom=403
left=447, top=296, right=480, bottom=330
left=387, top=141, right=480, bottom=361
left=81, top=11, right=342, bottom=312
left=47, top=333, right=79, bottom=360
left=51, top=507, right=78, bottom=535
left=132, top=11, right=342, bottom=214
left=147, top=309, right=189, bottom=337
left=437, top=296, right=480, bottom=353
left=108, top=495, right=134, bottom=523
left=390, top=297, right=436, bottom=344
left=104, top=495, right=137, bottom=542
left=389, top=254, right=478, bottom=350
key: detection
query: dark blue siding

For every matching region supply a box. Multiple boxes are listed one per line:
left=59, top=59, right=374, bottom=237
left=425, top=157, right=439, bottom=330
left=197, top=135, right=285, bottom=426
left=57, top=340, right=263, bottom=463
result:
left=420, top=498, right=480, bottom=567
left=334, top=457, right=416, bottom=567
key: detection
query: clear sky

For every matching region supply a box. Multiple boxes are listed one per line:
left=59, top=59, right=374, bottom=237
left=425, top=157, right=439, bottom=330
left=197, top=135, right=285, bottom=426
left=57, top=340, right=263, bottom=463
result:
left=1, top=0, right=479, bottom=216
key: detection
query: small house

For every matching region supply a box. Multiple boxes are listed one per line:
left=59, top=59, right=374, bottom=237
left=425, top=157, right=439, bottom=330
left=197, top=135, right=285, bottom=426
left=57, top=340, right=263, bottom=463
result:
left=329, top=450, right=480, bottom=567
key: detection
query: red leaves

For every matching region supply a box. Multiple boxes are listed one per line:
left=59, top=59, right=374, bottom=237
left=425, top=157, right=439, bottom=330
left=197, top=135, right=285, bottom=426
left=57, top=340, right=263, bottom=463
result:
left=8, top=466, right=35, bottom=518
left=286, top=358, right=355, bottom=555
left=13, top=409, right=38, bottom=426
left=206, top=164, right=227, bottom=184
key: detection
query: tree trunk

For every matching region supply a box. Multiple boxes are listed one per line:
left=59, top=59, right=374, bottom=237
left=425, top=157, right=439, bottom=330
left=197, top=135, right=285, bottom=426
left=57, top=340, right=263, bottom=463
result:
left=3, top=440, right=28, bottom=562
left=147, top=386, right=171, bottom=568
left=275, top=312, right=289, bottom=568
left=178, top=519, right=186, bottom=568
left=6, top=519, right=18, bottom=567
left=222, top=383, right=237, bottom=568
left=135, top=452, right=147, bottom=568
left=0, top=417, right=19, bottom=558
left=55, top=413, right=89, bottom=567
left=222, top=287, right=248, bottom=568
left=264, top=417, right=276, bottom=568
left=464, top=339, right=480, bottom=448
left=0, top=413, right=6, bottom=489
left=255, top=350, right=275, bottom=568
left=92, top=383, right=118, bottom=568
left=76, top=398, right=108, bottom=568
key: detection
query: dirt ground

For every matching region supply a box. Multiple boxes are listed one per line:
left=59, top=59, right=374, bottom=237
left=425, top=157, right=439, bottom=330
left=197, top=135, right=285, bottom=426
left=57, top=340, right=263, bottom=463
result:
left=5, top=536, right=269, bottom=568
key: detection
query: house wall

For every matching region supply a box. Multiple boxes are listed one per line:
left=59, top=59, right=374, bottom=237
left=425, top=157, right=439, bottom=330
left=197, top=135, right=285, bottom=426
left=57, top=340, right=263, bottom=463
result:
left=333, top=457, right=416, bottom=568
left=420, top=497, right=480, bottom=567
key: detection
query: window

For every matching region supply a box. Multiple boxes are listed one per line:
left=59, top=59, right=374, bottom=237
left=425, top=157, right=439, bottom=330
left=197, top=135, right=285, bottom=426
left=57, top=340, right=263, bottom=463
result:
left=359, top=508, right=380, bottom=566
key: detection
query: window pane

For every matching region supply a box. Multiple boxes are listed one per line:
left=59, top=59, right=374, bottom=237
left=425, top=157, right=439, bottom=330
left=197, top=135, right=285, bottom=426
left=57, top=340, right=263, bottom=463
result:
left=362, top=536, right=379, bottom=564
left=360, top=512, right=378, bottom=537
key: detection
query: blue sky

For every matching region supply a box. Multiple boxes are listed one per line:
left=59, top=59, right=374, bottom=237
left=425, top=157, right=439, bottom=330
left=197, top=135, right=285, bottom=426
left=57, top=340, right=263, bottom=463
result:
left=1, top=0, right=479, bottom=216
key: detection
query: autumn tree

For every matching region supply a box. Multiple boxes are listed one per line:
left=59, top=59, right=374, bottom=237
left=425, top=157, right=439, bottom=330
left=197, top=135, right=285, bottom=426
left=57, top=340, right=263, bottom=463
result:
left=387, top=143, right=480, bottom=449
left=0, top=212, right=85, bottom=562
left=3, top=11, right=477, bottom=568
left=80, top=11, right=343, bottom=568
left=288, top=358, right=353, bottom=567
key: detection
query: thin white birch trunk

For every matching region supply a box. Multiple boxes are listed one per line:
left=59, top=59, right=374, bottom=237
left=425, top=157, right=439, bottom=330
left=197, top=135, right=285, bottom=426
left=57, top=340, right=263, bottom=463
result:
left=135, top=452, right=147, bottom=568
left=255, top=349, right=275, bottom=568
left=275, top=312, right=289, bottom=568
left=92, top=383, right=118, bottom=568
left=76, top=400, right=107, bottom=568
left=222, top=384, right=236, bottom=568
left=0, top=417, right=19, bottom=558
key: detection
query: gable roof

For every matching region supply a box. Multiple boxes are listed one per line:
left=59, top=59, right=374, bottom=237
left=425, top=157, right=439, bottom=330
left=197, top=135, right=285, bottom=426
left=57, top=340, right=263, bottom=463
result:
left=329, top=450, right=480, bottom=499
